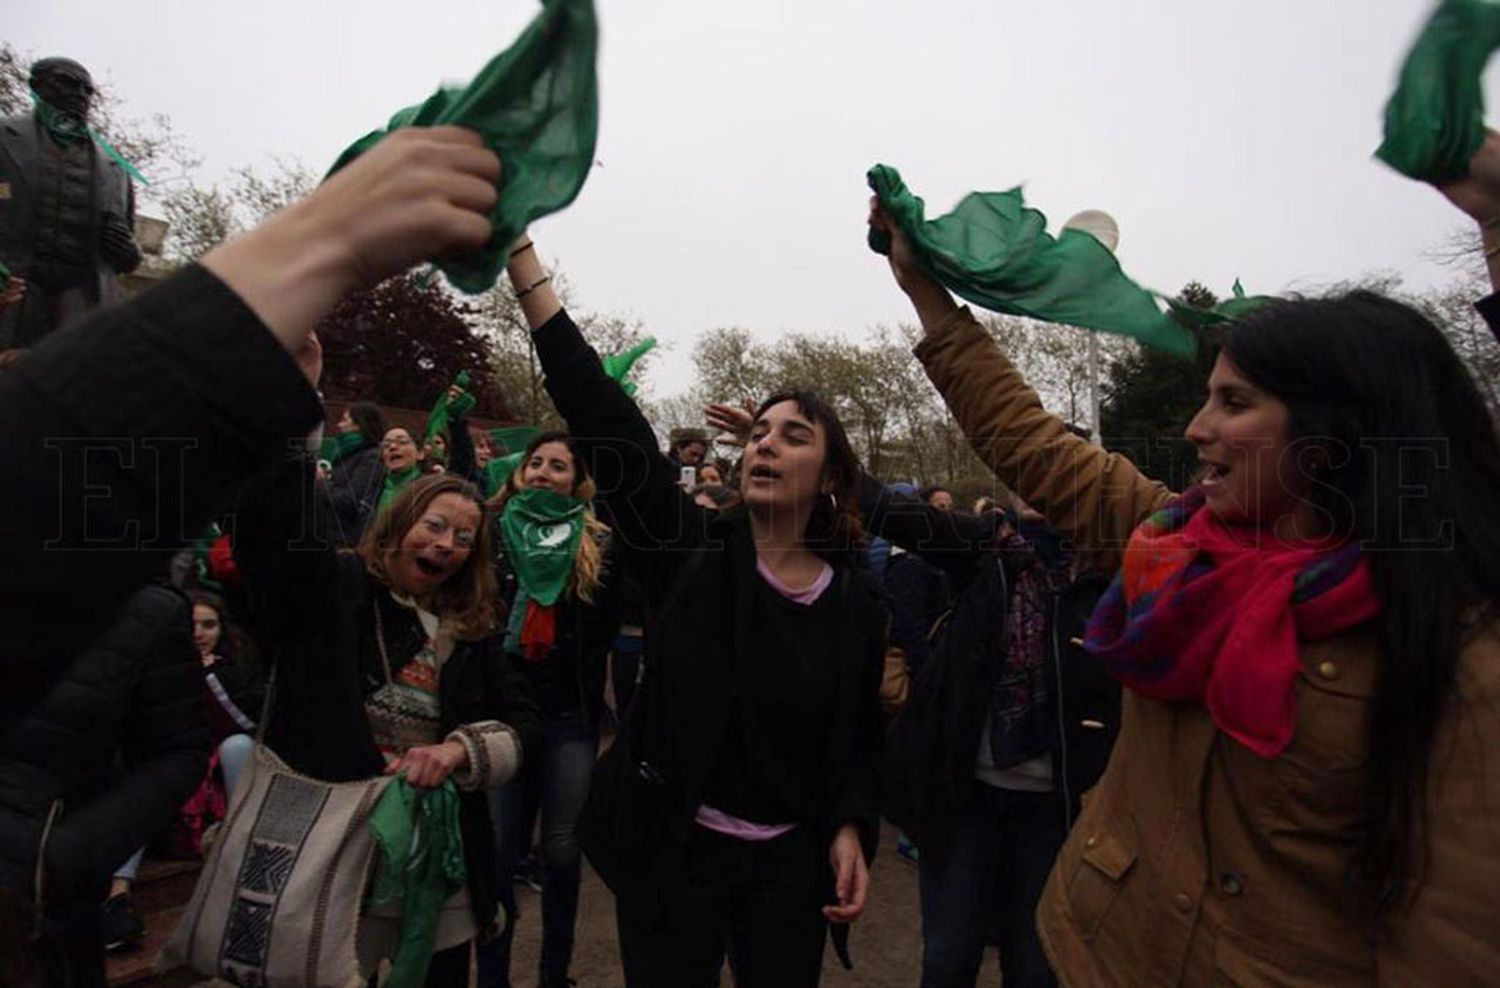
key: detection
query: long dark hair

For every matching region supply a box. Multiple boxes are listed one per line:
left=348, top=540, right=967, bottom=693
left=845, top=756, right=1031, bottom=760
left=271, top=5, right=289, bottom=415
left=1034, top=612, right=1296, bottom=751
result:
left=347, top=401, right=388, bottom=447
left=1222, top=291, right=1500, bottom=915
left=752, top=389, right=865, bottom=559
left=186, top=589, right=256, bottom=666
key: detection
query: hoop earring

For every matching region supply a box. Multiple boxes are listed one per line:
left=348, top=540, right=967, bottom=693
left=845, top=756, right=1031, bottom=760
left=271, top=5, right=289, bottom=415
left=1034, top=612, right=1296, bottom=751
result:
left=824, top=491, right=839, bottom=512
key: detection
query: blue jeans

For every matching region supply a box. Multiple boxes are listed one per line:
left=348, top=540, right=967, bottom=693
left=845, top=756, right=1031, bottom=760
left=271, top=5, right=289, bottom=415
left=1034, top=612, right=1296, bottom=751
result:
left=219, top=733, right=254, bottom=800
left=918, top=783, right=1065, bottom=988
left=476, top=709, right=597, bottom=988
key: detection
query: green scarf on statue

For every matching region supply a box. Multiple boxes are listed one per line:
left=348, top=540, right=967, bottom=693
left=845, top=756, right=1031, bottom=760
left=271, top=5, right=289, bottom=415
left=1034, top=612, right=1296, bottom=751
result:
left=30, top=91, right=151, bottom=183
left=500, top=488, right=587, bottom=660
left=378, top=464, right=423, bottom=518
left=32, top=94, right=88, bottom=146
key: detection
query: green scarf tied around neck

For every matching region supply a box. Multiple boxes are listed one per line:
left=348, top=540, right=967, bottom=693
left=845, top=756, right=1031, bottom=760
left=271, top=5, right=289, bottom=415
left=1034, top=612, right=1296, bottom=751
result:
left=378, top=463, right=423, bottom=518
left=368, top=778, right=467, bottom=988
left=32, top=94, right=88, bottom=146
left=500, top=487, right=587, bottom=659
left=31, top=92, right=151, bottom=183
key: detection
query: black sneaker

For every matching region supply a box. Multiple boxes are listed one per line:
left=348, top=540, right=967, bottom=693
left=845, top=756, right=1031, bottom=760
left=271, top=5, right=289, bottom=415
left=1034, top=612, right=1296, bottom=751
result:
left=101, top=892, right=144, bottom=952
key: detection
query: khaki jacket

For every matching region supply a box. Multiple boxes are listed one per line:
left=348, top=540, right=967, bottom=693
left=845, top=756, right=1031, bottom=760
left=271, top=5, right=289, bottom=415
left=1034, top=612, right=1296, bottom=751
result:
left=914, top=307, right=1500, bottom=987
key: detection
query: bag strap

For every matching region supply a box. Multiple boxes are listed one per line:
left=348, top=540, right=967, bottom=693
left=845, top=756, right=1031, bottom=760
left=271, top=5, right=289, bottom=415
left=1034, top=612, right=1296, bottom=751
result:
left=372, top=597, right=394, bottom=685
left=254, top=668, right=275, bottom=745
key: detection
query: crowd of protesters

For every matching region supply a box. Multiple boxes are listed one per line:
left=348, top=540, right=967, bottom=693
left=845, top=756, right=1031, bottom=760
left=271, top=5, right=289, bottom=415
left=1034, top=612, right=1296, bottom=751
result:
left=1, top=35, right=1500, bottom=988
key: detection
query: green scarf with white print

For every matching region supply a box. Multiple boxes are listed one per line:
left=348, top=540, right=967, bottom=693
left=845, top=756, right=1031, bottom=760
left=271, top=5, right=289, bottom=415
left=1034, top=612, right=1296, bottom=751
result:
left=500, top=488, right=586, bottom=659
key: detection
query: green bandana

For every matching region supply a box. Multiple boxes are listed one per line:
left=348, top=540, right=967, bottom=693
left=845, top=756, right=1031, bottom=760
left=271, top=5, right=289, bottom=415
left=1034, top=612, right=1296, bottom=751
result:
left=1376, top=0, right=1500, bottom=183
left=601, top=338, right=657, bottom=398
left=500, top=488, right=587, bottom=607
left=867, top=164, right=1195, bottom=356
left=32, top=94, right=88, bottom=146
left=378, top=464, right=423, bottom=518
left=317, top=430, right=367, bottom=467
left=327, top=0, right=599, bottom=294
left=31, top=91, right=151, bottom=184
left=425, top=370, right=476, bottom=447
left=368, top=779, right=466, bottom=988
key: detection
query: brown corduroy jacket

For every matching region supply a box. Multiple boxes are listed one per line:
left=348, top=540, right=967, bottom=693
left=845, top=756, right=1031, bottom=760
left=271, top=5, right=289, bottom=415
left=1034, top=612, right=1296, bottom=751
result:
left=914, top=306, right=1500, bottom=987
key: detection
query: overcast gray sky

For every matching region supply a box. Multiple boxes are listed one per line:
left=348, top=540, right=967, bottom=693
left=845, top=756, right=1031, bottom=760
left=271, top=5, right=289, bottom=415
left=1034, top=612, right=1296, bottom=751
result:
left=10, top=0, right=1494, bottom=394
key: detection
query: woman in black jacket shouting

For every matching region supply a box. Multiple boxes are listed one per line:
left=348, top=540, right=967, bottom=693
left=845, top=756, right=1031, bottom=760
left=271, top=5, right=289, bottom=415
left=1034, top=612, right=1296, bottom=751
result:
left=477, top=431, right=621, bottom=988
left=235, top=442, right=541, bottom=982
left=504, top=235, right=887, bottom=987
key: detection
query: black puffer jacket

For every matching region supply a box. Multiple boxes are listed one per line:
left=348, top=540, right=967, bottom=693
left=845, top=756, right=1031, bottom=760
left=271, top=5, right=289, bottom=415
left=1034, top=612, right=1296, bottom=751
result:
left=0, top=584, right=209, bottom=908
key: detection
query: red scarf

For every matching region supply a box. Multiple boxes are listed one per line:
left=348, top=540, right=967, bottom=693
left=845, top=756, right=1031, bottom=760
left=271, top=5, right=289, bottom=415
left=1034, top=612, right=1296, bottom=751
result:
left=1084, top=488, right=1382, bottom=757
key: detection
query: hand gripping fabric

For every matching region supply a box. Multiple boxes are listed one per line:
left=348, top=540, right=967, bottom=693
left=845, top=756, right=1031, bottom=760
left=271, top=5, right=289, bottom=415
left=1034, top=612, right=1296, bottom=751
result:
left=327, top=0, right=599, bottom=294
left=868, top=164, right=1196, bottom=356
left=1376, top=0, right=1500, bottom=183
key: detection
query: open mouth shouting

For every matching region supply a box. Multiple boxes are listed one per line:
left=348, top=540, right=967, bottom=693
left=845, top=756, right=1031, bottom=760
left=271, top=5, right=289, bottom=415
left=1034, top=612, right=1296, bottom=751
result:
left=747, top=463, right=782, bottom=485
left=1199, top=459, right=1231, bottom=488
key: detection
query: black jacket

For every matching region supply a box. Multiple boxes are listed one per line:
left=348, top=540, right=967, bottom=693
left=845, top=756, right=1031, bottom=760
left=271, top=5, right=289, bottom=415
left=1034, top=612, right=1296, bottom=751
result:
left=494, top=530, right=624, bottom=727
left=0, top=584, right=209, bottom=910
left=862, top=478, right=1119, bottom=865
left=233, top=454, right=542, bottom=934
left=325, top=443, right=383, bottom=548
left=532, top=309, right=887, bottom=912
left=883, top=548, right=951, bottom=676
left=0, top=264, right=325, bottom=729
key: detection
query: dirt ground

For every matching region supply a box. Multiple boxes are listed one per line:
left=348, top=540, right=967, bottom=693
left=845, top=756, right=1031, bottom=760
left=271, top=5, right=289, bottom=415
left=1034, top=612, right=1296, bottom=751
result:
left=503, top=821, right=1003, bottom=987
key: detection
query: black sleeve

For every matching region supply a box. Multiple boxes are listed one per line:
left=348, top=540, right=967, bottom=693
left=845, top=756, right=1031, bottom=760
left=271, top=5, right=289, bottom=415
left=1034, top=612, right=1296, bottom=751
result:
left=44, top=587, right=211, bottom=897
left=885, top=557, right=937, bottom=673
left=0, top=264, right=324, bottom=722
left=234, top=457, right=381, bottom=781
left=486, top=642, right=542, bottom=769
left=857, top=471, right=1000, bottom=582
left=824, top=587, right=887, bottom=863
left=446, top=413, right=478, bottom=484
left=532, top=309, right=710, bottom=590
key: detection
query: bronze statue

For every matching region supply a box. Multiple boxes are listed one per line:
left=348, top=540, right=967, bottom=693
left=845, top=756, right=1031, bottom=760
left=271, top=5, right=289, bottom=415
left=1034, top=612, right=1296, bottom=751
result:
left=0, top=57, right=141, bottom=346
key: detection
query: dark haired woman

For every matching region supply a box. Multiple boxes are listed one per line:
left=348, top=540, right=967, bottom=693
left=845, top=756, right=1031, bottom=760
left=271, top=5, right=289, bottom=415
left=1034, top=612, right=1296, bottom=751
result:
left=476, top=431, right=621, bottom=988
left=869, top=169, right=1500, bottom=984
left=502, top=236, right=887, bottom=987
left=236, top=433, right=541, bottom=982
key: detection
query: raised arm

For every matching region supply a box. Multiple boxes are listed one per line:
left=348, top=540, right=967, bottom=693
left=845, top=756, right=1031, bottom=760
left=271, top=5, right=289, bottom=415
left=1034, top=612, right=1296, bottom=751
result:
left=1435, top=129, right=1500, bottom=337
left=856, top=471, right=1002, bottom=584
left=869, top=204, right=1171, bottom=574
left=507, top=236, right=709, bottom=581
left=0, top=125, right=501, bottom=719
